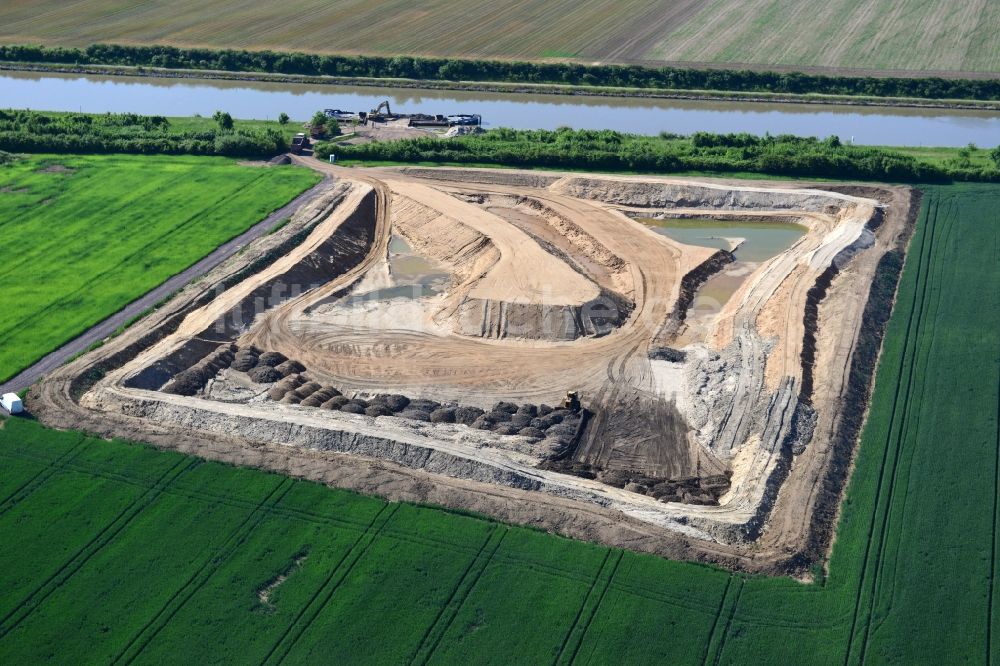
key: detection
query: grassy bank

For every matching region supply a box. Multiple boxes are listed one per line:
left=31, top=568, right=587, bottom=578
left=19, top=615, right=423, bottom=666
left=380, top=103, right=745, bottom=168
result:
left=0, top=109, right=297, bottom=157
left=0, top=153, right=319, bottom=382
left=7, top=62, right=1000, bottom=112
left=0, top=183, right=997, bottom=661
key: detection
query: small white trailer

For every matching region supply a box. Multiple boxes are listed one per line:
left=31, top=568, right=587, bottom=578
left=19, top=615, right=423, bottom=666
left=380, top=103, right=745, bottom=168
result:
left=1, top=392, right=23, bottom=415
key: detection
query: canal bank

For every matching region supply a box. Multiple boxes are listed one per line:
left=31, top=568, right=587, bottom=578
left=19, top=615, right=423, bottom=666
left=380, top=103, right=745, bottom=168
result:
left=6, top=62, right=1000, bottom=112
left=2, top=70, right=1000, bottom=147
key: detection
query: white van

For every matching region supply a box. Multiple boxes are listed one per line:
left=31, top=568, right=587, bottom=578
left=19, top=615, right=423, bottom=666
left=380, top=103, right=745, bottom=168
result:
left=1, top=392, right=23, bottom=415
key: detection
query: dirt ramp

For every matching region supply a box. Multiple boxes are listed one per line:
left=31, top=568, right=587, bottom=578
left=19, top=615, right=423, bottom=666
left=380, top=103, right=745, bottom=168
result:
left=576, top=386, right=727, bottom=480
left=399, top=167, right=560, bottom=189
left=229, top=188, right=378, bottom=335
left=453, top=294, right=626, bottom=341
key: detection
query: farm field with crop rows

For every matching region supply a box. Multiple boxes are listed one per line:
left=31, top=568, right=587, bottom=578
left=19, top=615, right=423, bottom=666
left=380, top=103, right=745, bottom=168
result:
left=0, top=182, right=998, bottom=662
left=0, top=154, right=319, bottom=383
left=1, top=0, right=998, bottom=74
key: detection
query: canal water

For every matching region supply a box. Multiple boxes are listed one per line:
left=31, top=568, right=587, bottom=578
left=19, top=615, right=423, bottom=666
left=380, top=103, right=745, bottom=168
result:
left=2, top=70, right=999, bottom=147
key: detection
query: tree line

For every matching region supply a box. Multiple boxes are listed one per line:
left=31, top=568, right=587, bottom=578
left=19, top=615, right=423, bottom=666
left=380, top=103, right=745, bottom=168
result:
left=0, top=109, right=288, bottom=157
left=3, top=43, right=1000, bottom=101
left=315, top=128, right=1000, bottom=183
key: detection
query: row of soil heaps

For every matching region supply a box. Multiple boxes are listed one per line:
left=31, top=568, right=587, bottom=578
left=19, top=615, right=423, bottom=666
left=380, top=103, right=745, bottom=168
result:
left=162, top=344, right=586, bottom=457
left=541, top=460, right=731, bottom=506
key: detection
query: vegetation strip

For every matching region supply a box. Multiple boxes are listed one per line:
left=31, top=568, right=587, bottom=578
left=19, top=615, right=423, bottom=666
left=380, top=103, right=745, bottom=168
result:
left=991, top=357, right=1000, bottom=666
left=320, top=128, right=1000, bottom=183
left=556, top=550, right=624, bottom=665
left=4, top=43, right=1000, bottom=102
left=0, top=109, right=290, bottom=157
left=706, top=579, right=745, bottom=666
left=0, top=433, right=86, bottom=514
left=843, top=197, right=939, bottom=665
left=858, top=199, right=951, bottom=664
left=699, top=576, right=736, bottom=665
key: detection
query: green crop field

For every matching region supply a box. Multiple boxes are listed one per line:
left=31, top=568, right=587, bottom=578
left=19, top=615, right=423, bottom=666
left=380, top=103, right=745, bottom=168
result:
left=0, top=154, right=320, bottom=383
left=0, top=183, right=997, bottom=662
left=1, top=0, right=998, bottom=74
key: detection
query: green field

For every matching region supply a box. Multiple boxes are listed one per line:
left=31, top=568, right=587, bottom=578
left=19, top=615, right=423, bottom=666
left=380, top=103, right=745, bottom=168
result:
left=0, top=182, right=997, bottom=662
left=1, top=0, right=998, bottom=73
left=0, top=154, right=319, bottom=382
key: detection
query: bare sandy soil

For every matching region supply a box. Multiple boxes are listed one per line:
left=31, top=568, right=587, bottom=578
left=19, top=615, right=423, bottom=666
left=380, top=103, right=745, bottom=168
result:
left=29, top=162, right=916, bottom=573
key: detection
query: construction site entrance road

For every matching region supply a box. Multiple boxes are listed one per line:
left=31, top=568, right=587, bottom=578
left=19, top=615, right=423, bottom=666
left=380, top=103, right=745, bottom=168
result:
left=2, top=71, right=1000, bottom=146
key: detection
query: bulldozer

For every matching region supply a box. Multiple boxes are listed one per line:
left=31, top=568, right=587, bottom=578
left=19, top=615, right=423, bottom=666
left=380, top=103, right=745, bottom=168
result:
left=562, top=391, right=581, bottom=412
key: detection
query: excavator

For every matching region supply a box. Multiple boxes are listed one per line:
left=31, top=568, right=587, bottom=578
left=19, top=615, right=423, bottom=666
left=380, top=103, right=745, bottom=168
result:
left=360, top=100, right=395, bottom=125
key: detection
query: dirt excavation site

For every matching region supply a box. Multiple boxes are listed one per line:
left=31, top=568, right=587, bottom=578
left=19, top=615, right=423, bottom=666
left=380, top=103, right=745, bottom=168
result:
left=31, top=163, right=917, bottom=573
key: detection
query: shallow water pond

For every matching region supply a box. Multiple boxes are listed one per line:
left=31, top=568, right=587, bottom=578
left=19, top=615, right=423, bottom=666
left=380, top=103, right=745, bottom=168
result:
left=388, top=235, right=450, bottom=296
left=340, top=236, right=450, bottom=305
left=641, top=218, right=806, bottom=262
left=639, top=218, right=807, bottom=343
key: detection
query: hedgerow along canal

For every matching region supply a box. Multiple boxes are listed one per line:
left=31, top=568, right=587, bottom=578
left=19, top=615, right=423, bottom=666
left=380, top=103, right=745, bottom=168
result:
left=2, top=70, right=999, bottom=147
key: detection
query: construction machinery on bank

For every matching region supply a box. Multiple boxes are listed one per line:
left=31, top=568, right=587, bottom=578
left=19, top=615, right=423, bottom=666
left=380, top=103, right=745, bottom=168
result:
left=326, top=101, right=481, bottom=127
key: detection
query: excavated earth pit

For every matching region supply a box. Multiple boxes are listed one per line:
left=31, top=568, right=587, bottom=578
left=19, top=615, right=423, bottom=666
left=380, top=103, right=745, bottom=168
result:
left=639, top=217, right=808, bottom=346
left=30, top=164, right=918, bottom=573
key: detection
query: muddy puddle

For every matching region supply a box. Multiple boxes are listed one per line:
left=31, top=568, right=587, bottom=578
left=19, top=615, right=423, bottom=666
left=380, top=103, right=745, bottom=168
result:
left=344, top=235, right=449, bottom=305
left=641, top=218, right=806, bottom=343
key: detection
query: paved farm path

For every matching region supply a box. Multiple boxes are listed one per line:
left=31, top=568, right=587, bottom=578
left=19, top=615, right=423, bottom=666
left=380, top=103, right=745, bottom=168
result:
left=0, top=171, right=332, bottom=399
